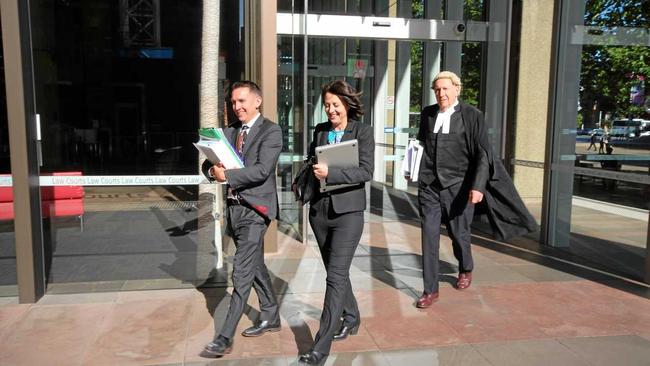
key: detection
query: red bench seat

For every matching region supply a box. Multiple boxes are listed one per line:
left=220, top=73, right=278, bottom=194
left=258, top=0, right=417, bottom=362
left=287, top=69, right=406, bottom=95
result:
left=0, top=172, right=84, bottom=229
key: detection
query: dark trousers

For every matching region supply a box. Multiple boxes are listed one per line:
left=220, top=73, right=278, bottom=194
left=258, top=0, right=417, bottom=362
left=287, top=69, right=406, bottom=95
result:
left=219, top=204, right=279, bottom=340
left=418, top=181, right=475, bottom=294
left=309, top=196, right=363, bottom=355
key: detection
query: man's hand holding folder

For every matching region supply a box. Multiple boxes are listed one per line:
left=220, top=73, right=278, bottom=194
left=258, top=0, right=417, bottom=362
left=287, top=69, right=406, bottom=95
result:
left=193, top=128, right=244, bottom=170
left=402, top=139, right=423, bottom=182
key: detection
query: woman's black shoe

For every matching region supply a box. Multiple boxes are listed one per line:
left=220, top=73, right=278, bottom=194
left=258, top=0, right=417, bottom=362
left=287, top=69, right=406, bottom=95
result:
left=298, top=350, right=327, bottom=365
left=332, top=323, right=359, bottom=341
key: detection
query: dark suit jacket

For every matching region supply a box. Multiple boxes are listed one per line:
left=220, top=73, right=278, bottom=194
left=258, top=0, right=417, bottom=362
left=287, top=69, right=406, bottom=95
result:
left=417, top=102, right=489, bottom=192
left=308, top=120, right=374, bottom=214
left=202, top=116, right=282, bottom=220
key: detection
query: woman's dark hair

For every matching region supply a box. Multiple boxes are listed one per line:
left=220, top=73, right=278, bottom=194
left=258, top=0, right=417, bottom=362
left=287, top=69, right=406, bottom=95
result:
left=321, top=80, right=364, bottom=121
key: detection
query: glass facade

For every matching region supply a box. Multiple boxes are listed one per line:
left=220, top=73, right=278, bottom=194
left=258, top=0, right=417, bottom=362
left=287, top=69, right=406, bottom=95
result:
left=548, top=0, right=649, bottom=281
left=277, top=0, right=509, bottom=237
left=21, top=0, right=234, bottom=293
left=1, top=0, right=648, bottom=300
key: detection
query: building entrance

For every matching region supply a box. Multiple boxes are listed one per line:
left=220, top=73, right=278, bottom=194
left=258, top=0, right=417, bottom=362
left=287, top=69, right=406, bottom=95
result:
left=276, top=1, right=512, bottom=243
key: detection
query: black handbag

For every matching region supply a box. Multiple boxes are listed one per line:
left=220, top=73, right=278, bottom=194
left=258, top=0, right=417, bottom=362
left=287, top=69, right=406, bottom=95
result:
left=292, top=156, right=317, bottom=204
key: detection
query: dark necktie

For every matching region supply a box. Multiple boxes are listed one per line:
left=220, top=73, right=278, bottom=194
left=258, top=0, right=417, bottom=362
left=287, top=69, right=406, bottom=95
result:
left=236, top=125, right=249, bottom=155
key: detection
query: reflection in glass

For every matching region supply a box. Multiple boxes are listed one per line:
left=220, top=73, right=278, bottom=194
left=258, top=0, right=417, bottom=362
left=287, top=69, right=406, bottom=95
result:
left=27, top=1, right=226, bottom=293
left=552, top=0, right=649, bottom=281
left=279, top=1, right=492, bottom=19
left=277, top=35, right=305, bottom=239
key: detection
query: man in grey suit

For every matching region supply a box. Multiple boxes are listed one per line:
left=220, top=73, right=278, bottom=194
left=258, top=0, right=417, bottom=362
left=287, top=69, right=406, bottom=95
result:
left=202, top=81, right=282, bottom=357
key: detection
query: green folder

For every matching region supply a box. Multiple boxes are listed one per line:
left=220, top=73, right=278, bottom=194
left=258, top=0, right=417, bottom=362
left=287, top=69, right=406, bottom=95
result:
left=196, top=127, right=244, bottom=168
left=198, top=127, right=222, bottom=140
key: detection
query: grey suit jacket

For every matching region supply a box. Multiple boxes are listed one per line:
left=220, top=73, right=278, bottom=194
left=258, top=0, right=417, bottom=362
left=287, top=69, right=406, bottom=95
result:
left=309, top=120, right=374, bottom=214
left=202, top=116, right=283, bottom=220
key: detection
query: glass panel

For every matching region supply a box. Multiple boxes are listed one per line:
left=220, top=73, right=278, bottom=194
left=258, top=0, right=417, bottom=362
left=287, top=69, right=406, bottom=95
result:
left=461, top=0, right=486, bottom=21
left=278, top=35, right=305, bottom=239
left=279, top=1, right=450, bottom=18
left=551, top=0, right=649, bottom=280
left=278, top=0, right=303, bottom=13
left=0, top=18, right=17, bottom=297
left=29, top=0, right=226, bottom=292
left=309, top=1, right=402, bottom=17
left=307, top=38, right=375, bottom=132
left=280, top=1, right=509, bottom=239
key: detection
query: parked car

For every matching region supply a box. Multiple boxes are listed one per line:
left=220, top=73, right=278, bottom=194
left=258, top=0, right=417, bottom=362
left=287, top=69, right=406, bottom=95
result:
left=590, top=128, right=605, bottom=137
left=611, top=118, right=650, bottom=138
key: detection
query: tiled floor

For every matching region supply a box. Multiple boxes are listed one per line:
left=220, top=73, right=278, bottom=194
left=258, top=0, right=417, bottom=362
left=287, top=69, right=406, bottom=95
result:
left=1, top=219, right=650, bottom=366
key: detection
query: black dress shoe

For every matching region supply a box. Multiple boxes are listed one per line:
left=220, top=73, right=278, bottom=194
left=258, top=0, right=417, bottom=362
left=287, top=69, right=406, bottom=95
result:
left=241, top=320, right=281, bottom=337
left=333, top=323, right=359, bottom=341
left=201, top=335, right=232, bottom=358
left=298, top=350, right=327, bottom=365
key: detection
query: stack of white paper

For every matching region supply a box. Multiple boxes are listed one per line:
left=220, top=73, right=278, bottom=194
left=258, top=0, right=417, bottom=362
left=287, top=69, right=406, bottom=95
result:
left=401, top=139, right=424, bottom=182
left=193, top=128, right=244, bottom=169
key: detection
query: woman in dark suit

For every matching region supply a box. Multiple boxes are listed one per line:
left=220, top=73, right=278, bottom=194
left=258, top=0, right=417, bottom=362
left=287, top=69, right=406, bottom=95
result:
left=298, top=80, right=374, bottom=365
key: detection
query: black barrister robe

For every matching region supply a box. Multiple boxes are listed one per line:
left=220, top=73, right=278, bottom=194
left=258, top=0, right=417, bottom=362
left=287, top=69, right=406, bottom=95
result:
left=458, top=102, right=538, bottom=241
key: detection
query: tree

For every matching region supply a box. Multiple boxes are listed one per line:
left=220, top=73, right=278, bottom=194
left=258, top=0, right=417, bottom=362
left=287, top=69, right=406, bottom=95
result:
left=580, top=0, right=650, bottom=125
left=198, top=0, right=223, bottom=270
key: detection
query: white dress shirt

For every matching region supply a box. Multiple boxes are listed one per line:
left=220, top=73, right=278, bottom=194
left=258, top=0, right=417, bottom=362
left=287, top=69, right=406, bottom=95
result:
left=240, top=112, right=260, bottom=135
left=226, top=113, right=261, bottom=199
left=432, top=100, right=459, bottom=134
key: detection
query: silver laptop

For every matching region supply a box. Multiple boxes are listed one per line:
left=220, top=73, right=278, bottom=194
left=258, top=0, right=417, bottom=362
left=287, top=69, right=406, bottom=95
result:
left=315, top=139, right=359, bottom=193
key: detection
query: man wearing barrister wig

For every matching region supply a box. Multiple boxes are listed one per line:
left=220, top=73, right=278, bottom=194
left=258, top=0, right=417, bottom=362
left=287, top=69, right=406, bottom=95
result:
left=411, top=71, right=536, bottom=308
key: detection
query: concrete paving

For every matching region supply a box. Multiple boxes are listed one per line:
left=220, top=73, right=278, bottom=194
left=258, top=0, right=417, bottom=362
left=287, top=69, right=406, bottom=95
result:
left=1, top=213, right=650, bottom=366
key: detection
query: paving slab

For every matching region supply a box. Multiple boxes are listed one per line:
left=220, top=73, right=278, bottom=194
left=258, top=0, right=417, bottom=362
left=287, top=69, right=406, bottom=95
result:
left=473, top=339, right=589, bottom=366
left=558, top=335, right=650, bottom=366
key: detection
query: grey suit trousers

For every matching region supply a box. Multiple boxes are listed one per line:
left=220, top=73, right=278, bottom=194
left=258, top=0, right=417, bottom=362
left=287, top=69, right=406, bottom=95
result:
left=309, top=196, right=363, bottom=355
left=219, top=204, right=279, bottom=339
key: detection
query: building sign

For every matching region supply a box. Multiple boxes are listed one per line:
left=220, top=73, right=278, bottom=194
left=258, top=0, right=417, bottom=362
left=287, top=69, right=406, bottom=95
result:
left=386, top=95, right=395, bottom=110
left=347, top=57, right=368, bottom=79
left=0, top=175, right=208, bottom=187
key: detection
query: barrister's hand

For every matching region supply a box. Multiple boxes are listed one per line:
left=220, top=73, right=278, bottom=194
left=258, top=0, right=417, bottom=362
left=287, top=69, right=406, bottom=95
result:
left=404, top=175, right=412, bottom=182
left=313, top=163, right=328, bottom=180
left=210, top=162, right=227, bottom=182
left=469, top=189, right=484, bottom=204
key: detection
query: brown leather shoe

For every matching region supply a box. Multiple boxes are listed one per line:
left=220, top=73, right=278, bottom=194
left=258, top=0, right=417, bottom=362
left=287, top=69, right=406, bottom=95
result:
left=456, top=272, right=472, bottom=290
left=416, top=292, right=439, bottom=308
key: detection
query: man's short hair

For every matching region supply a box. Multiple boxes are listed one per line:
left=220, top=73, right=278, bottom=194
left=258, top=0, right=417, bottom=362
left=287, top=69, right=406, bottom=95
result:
left=231, top=80, right=262, bottom=97
left=432, top=71, right=462, bottom=90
